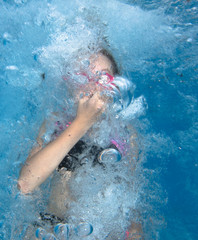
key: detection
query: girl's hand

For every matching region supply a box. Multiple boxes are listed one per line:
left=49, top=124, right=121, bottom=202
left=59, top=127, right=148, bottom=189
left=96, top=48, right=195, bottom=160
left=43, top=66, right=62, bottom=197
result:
left=76, top=92, right=105, bottom=127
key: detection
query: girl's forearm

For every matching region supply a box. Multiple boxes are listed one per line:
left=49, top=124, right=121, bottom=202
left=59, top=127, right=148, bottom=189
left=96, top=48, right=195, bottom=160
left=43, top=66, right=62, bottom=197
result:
left=18, top=117, right=91, bottom=194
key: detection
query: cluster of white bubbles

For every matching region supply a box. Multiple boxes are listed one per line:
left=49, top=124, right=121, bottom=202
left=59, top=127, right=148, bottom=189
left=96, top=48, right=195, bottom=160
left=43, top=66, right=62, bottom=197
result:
left=63, top=154, right=140, bottom=239
left=36, top=222, right=93, bottom=240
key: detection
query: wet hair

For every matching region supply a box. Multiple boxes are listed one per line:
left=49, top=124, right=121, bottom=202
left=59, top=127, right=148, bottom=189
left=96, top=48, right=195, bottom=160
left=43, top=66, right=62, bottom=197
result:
left=98, top=49, right=120, bottom=76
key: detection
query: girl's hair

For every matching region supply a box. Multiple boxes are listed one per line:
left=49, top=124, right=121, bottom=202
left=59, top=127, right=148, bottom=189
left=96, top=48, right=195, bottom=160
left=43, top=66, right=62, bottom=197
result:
left=98, top=49, right=120, bottom=76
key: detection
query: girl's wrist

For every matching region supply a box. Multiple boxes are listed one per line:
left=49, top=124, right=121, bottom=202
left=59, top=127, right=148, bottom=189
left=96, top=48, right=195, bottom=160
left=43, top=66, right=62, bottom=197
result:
left=73, top=116, right=94, bottom=131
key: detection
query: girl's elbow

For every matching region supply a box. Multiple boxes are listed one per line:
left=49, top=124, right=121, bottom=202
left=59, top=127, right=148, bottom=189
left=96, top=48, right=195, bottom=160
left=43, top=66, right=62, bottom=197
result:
left=17, top=179, right=33, bottom=194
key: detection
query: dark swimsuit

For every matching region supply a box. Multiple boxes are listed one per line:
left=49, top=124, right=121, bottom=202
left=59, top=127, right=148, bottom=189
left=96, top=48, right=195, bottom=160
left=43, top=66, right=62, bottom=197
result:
left=38, top=140, right=119, bottom=227
left=57, top=140, right=104, bottom=171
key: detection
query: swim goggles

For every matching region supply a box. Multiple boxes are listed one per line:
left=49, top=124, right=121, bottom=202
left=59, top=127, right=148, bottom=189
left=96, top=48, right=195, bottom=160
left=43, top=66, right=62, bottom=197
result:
left=62, top=71, right=116, bottom=90
left=62, top=71, right=134, bottom=112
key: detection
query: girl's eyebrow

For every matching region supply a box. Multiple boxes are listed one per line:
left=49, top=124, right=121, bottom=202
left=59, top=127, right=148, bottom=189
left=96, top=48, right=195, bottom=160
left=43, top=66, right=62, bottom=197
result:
left=101, top=68, right=111, bottom=74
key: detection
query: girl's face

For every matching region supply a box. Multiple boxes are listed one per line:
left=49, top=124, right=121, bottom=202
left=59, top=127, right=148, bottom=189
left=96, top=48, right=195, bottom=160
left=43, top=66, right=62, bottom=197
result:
left=89, top=53, right=114, bottom=76
left=65, top=53, right=114, bottom=100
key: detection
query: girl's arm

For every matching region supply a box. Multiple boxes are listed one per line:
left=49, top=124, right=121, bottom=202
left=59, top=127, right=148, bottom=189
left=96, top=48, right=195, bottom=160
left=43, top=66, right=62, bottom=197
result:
left=18, top=93, right=104, bottom=194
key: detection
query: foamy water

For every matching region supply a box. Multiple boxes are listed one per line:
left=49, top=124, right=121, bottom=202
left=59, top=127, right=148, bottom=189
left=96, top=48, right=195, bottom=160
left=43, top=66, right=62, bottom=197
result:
left=0, top=0, right=197, bottom=239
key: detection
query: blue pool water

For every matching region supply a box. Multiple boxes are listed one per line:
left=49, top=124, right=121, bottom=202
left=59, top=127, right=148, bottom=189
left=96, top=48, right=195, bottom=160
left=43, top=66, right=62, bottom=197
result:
left=0, top=0, right=198, bottom=239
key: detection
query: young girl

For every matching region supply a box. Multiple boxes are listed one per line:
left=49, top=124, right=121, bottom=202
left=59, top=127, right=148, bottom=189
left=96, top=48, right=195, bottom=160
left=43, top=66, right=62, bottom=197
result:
left=18, top=49, right=143, bottom=239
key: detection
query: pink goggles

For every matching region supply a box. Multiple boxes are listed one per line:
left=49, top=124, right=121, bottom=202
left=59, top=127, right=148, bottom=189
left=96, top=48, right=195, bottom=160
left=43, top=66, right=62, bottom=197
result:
left=63, top=71, right=116, bottom=90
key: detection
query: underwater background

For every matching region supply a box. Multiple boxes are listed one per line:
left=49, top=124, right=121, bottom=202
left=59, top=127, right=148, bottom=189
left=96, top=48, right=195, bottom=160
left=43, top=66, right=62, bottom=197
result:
left=0, top=0, right=198, bottom=239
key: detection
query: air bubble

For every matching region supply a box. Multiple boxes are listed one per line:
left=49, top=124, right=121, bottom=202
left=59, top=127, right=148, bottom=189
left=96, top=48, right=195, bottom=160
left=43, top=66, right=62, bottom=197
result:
left=2, top=32, right=12, bottom=45
left=81, top=59, right=90, bottom=67
left=75, top=222, right=93, bottom=237
left=109, top=76, right=135, bottom=113
left=35, top=227, right=47, bottom=239
left=99, top=148, right=122, bottom=163
left=54, top=223, right=69, bottom=240
left=5, top=66, right=19, bottom=71
left=186, top=38, right=192, bottom=42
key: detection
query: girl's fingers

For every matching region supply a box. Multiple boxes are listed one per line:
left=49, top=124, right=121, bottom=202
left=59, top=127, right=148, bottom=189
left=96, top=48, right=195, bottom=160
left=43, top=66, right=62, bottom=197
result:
left=89, top=92, right=100, bottom=100
left=79, top=92, right=105, bottom=111
left=79, top=92, right=90, bottom=102
left=89, top=93, right=105, bottom=110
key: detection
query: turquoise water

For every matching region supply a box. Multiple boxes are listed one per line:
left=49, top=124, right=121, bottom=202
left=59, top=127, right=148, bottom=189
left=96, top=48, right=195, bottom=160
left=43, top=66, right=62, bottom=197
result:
left=0, top=0, right=197, bottom=239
